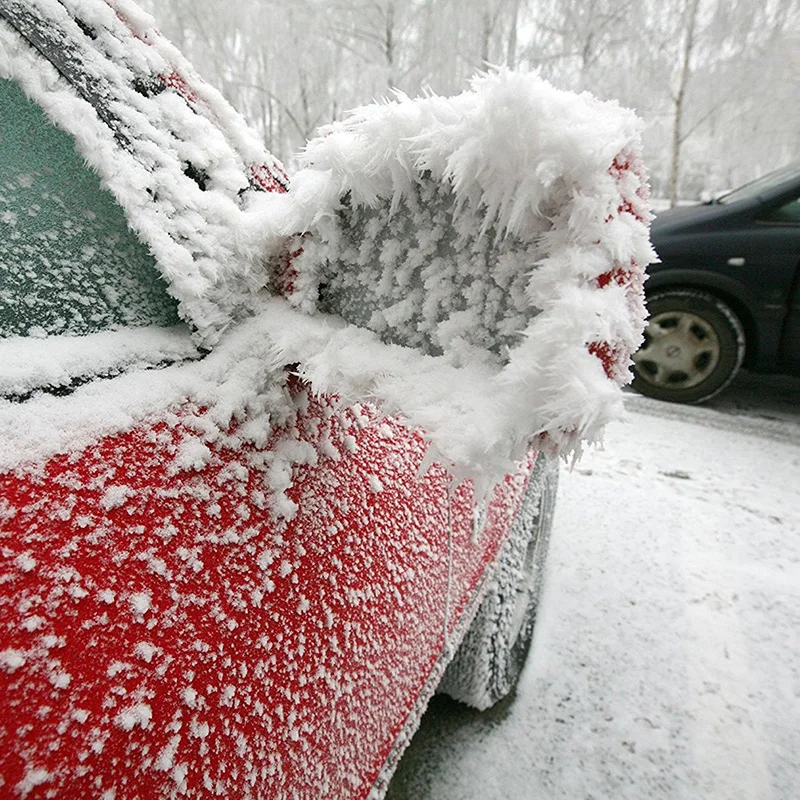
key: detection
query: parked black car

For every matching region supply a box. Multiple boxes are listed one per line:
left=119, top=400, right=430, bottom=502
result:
left=633, top=163, right=800, bottom=403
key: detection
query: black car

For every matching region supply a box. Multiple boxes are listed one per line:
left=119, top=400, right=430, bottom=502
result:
left=633, top=163, right=800, bottom=403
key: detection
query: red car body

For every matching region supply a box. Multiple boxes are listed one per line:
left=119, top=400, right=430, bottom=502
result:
left=0, top=1, right=651, bottom=797
left=1, top=379, right=533, bottom=798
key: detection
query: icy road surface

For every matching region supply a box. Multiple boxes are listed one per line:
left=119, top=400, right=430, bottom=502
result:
left=387, top=373, right=799, bottom=800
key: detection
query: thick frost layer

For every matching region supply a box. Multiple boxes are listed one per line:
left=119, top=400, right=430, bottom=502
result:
left=0, top=309, right=290, bottom=459
left=0, top=325, right=199, bottom=397
left=251, top=70, right=654, bottom=484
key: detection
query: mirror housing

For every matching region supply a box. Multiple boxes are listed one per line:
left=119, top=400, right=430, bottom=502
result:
left=255, top=70, right=656, bottom=487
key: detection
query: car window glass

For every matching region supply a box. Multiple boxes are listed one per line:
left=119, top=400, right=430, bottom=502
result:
left=717, top=163, right=800, bottom=205
left=757, top=195, right=800, bottom=224
left=0, top=78, right=181, bottom=339
left=316, top=183, right=541, bottom=360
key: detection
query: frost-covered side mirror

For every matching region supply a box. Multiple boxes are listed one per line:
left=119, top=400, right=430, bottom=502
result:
left=256, top=71, right=655, bottom=486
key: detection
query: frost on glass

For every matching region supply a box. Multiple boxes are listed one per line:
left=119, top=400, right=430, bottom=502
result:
left=317, top=178, right=544, bottom=362
left=0, top=78, right=180, bottom=338
left=0, top=3, right=289, bottom=346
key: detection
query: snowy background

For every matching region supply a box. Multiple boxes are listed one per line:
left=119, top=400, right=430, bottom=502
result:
left=138, top=0, right=799, bottom=204
left=386, top=373, right=799, bottom=799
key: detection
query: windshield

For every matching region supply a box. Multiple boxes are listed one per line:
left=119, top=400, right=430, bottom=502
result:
left=718, top=162, right=800, bottom=205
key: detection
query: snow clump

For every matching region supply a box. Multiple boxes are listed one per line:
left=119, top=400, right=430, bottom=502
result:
left=248, top=69, right=654, bottom=485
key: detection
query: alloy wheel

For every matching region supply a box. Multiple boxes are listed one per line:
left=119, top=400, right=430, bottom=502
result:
left=633, top=310, right=721, bottom=390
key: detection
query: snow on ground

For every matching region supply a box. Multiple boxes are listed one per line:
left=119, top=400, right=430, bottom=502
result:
left=387, top=375, right=800, bottom=800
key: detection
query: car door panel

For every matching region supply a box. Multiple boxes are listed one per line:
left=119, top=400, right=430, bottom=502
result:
left=753, top=197, right=800, bottom=371
left=735, top=223, right=800, bottom=368
left=445, top=457, right=534, bottom=643
left=0, top=377, right=474, bottom=798
left=779, top=273, right=800, bottom=371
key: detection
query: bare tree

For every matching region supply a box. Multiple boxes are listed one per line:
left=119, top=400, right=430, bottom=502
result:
left=668, top=0, right=701, bottom=207
left=138, top=0, right=800, bottom=195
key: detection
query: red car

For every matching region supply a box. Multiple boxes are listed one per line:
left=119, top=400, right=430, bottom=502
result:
left=0, top=2, right=652, bottom=797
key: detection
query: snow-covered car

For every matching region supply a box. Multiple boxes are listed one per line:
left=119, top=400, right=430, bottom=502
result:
left=633, top=162, right=800, bottom=404
left=0, top=1, right=652, bottom=798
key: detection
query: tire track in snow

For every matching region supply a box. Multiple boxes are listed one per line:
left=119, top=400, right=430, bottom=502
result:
left=623, top=393, right=800, bottom=446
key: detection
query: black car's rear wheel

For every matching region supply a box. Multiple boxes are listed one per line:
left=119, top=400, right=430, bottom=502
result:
left=632, top=289, right=745, bottom=404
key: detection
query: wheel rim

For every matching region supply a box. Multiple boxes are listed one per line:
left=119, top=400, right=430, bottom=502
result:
left=633, top=309, right=721, bottom=390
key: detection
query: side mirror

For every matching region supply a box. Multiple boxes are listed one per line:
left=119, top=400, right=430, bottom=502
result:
left=258, top=70, right=655, bottom=487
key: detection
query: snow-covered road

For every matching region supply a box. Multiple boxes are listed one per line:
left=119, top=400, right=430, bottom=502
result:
left=387, top=376, right=799, bottom=800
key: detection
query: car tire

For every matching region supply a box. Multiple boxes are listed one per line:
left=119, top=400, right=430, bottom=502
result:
left=438, top=454, right=558, bottom=711
left=632, top=289, right=746, bottom=404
